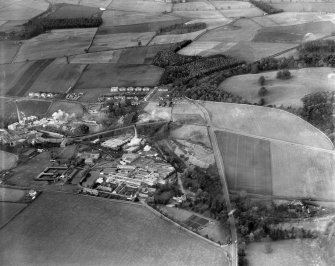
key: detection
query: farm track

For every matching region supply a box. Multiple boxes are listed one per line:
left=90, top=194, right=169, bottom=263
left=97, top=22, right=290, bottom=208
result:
left=6, top=59, right=54, bottom=97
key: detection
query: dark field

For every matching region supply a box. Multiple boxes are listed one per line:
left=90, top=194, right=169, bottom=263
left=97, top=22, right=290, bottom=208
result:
left=0, top=192, right=228, bottom=266
left=0, top=202, right=27, bottom=228
left=74, top=64, right=164, bottom=88
left=215, top=130, right=273, bottom=194
left=0, top=41, right=19, bottom=64
left=48, top=4, right=101, bottom=19
left=253, top=21, right=335, bottom=43
left=16, top=99, right=51, bottom=117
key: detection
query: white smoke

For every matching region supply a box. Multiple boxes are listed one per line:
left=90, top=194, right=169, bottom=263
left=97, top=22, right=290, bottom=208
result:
left=52, top=110, right=76, bottom=122
left=138, top=109, right=171, bottom=122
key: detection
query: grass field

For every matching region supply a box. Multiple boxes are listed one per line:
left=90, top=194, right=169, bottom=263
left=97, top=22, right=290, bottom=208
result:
left=16, top=99, right=51, bottom=117
left=89, top=32, right=156, bottom=52
left=14, top=28, right=97, bottom=62
left=0, top=202, right=27, bottom=228
left=272, top=2, right=335, bottom=13
left=170, top=124, right=211, bottom=148
left=0, top=3, right=47, bottom=20
left=253, top=21, right=335, bottom=43
left=47, top=4, right=101, bottom=19
left=0, top=192, right=228, bottom=266
left=149, top=29, right=206, bottom=45
left=203, top=102, right=334, bottom=150
left=108, top=0, right=172, bottom=13
left=27, top=62, right=87, bottom=94
left=215, top=130, right=273, bottom=194
left=0, top=41, right=19, bottom=64
left=0, top=150, right=18, bottom=170
left=0, top=187, right=26, bottom=202
left=247, top=239, right=327, bottom=266
left=220, top=67, right=335, bottom=108
left=271, top=142, right=335, bottom=200
left=173, top=2, right=215, bottom=11
left=74, top=64, right=164, bottom=88
left=68, top=50, right=123, bottom=64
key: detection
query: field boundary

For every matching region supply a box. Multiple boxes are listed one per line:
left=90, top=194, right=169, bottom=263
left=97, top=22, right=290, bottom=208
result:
left=0, top=203, right=28, bottom=231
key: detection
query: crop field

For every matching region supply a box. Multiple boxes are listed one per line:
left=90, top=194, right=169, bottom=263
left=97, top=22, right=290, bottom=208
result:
left=271, top=142, right=335, bottom=200
left=250, top=16, right=280, bottom=27
left=178, top=41, right=223, bottom=56
left=170, top=124, right=211, bottom=148
left=0, top=4, right=47, bottom=20
left=0, top=187, right=25, bottom=202
left=247, top=239, right=326, bottom=266
left=173, top=10, right=224, bottom=19
left=253, top=21, right=335, bottom=43
left=149, top=29, right=206, bottom=45
left=203, top=102, right=334, bottom=150
left=16, top=99, right=51, bottom=117
left=75, top=64, right=164, bottom=88
left=173, top=2, right=215, bottom=11
left=215, top=130, right=273, bottom=194
left=172, top=102, right=206, bottom=124
left=0, top=20, right=27, bottom=34
left=272, top=2, right=335, bottom=12
left=269, top=12, right=334, bottom=26
left=0, top=202, right=27, bottom=228
left=101, top=10, right=180, bottom=27
left=0, top=192, right=228, bottom=266
left=47, top=101, right=84, bottom=117
left=69, top=50, right=123, bottom=64
left=14, top=28, right=98, bottom=62
left=89, top=32, right=156, bottom=52
left=27, top=62, right=87, bottom=94
left=221, top=68, right=335, bottom=108
left=108, top=0, right=172, bottom=13
left=0, top=41, right=19, bottom=64
left=47, top=4, right=101, bottom=19
left=0, top=151, right=18, bottom=171
left=220, top=7, right=263, bottom=18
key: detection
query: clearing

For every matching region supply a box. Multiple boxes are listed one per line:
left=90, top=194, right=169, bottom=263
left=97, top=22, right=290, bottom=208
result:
left=14, top=28, right=98, bottom=62
left=0, top=191, right=228, bottom=266
left=141, top=102, right=172, bottom=122
left=203, top=102, right=334, bottom=150
left=74, top=64, right=164, bottom=88
left=0, top=150, right=18, bottom=170
left=220, top=67, right=335, bottom=108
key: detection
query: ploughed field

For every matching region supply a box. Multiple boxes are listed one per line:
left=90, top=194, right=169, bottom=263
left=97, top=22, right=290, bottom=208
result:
left=0, top=192, right=228, bottom=266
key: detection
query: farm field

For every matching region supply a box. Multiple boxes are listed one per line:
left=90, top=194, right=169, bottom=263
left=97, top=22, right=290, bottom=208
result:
left=0, top=98, right=17, bottom=121
left=27, top=62, right=87, bottom=94
left=253, top=21, right=335, bottom=43
left=215, top=130, right=273, bottom=194
left=170, top=124, right=211, bottom=148
left=173, top=2, right=215, bottom=11
left=173, top=11, right=224, bottom=19
left=247, top=239, right=327, bottom=266
left=0, top=151, right=18, bottom=170
left=219, top=7, right=263, bottom=18
left=0, top=202, right=27, bottom=228
left=0, top=192, right=228, bottom=266
left=0, top=187, right=25, bottom=202
left=74, top=64, right=164, bottom=88
left=203, top=102, right=334, bottom=150
left=68, top=50, right=122, bottom=64
left=0, top=41, right=19, bottom=64
left=172, top=102, right=206, bottom=125
left=220, top=68, right=335, bottom=108
left=47, top=4, right=101, bottom=19
left=0, top=4, right=47, bottom=20
left=108, top=0, right=172, bottom=13
left=16, top=99, right=51, bottom=117
left=271, top=141, right=335, bottom=200
left=89, top=32, right=156, bottom=52
left=13, top=28, right=98, bottom=62
left=272, top=2, right=335, bottom=13
left=178, top=41, right=223, bottom=56
left=149, top=29, right=206, bottom=45
left=268, top=12, right=335, bottom=26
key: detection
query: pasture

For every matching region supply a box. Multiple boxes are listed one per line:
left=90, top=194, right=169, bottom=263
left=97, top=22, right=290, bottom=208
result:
left=27, top=62, right=87, bottom=94
left=68, top=50, right=123, bottom=64
left=0, top=41, right=19, bottom=64
left=220, top=67, right=335, bottom=108
left=89, top=32, right=156, bottom=52
left=170, top=124, right=211, bottom=148
left=14, top=28, right=97, bottom=62
left=16, top=99, right=51, bottom=117
left=0, top=202, right=27, bottom=228
left=0, top=187, right=25, bottom=202
left=108, top=0, right=172, bottom=13
left=74, top=64, right=164, bottom=88
left=272, top=2, right=335, bottom=13
left=0, top=99, right=17, bottom=121
left=203, top=102, right=334, bottom=150
left=47, top=4, right=101, bottom=19
left=0, top=192, right=228, bottom=266
left=271, top=142, right=335, bottom=200
left=215, top=130, right=273, bottom=194
left=0, top=151, right=18, bottom=170
left=149, top=29, right=206, bottom=45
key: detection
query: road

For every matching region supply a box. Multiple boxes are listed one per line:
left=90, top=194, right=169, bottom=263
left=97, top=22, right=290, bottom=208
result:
left=188, top=98, right=238, bottom=266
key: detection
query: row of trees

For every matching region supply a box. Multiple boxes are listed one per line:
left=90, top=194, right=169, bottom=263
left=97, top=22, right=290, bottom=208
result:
left=39, top=17, right=102, bottom=29
left=249, top=0, right=283, bottom=14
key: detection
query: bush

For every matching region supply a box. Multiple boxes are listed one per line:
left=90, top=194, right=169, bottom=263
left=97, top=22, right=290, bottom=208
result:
left=276, top=69, right=291, bottom=80
left=258, top=76, right=265, bottom=86
left=258, top=86, right=268, bottom=97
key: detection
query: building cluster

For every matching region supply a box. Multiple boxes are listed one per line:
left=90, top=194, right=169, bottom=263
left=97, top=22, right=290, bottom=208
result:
left=28, top=92, right=60, bottom=98
left=65, top=92, right=84, bottom=101
left=110, top=86, right=151, bottom=93
left=35, top=166, right=78, bottom=183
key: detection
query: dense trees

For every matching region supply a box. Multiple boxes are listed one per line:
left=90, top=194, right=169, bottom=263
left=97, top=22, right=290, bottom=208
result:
left=74, top=124, right=89, bottom=136
left=258, top=76, right=265, bottom=86
left=276, top=69, right=291, bottom=80
left=258, top=87, right=268, bottom=97
left=250, top=0, right=283, bottom=14
left=39, top=17, right=102, bottom=30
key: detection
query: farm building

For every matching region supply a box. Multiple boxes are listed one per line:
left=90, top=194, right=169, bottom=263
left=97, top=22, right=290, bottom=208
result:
left=101, top=135, right=132, bottom=150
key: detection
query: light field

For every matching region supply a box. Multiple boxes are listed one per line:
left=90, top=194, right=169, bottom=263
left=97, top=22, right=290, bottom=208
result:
left=178, top=41, right=223, bottom=56
left=0, top=192, right=228, bottom=266
left=14, top=28, right=98, bottom=62
left=0, top=1, right=47, bottom=20
left=203, top=102, right=334, bottom=150
left=219, top=8, right=263, bottom=18
left=89, top=32, right=156, bottom=52
left=108, top=0, right=172, bottom=13
left=220, top=67, right=335, bottom=108
left=215, top=130, right=272, bottom=194
left=170, top=125, right=211, bottom=148
left=173, top=2, right=215, bottom=11
left=69, top=50, right=122, bottom=64
left=272, top=2, right=335, bottom=13
left=75, top=64, right=164, bottom=88
left=271, top=142, right=335, bottom=200
left=0, top=187, right=25, bottom=202
left=173, top=11, right=224, bottom=19
left=149, top=29, right=206, bottom=45
left=0, top=151, right=18, bottom=171
left=142, top=102, right=172, bottom=122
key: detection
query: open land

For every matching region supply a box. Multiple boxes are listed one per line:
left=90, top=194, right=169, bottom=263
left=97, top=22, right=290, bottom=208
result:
left=0, top=202, right=27, bottom=228
left=108, top=0, right=172, bottom=13
left=74, top=64, right=164, bottom=88
left=272, top=2, right=335, bottom=13
left=0, top=151, right=18, bottom=170
left=0, top=2, right=47, bottom=20
left=170, top=124, right=211, bottom=148
left=68, top=50, right=123, bottom=64
left=16, top=99, right=51, bottom=117
left=0, top=187, right=26, bottom=202
left=14, top=28, right=98, bottom=62
left=142, top=102, right=172, bottom=122
left=172, top=102, right=205, bottom=125
left=47, top=4, right=101, bottom=19
left=0, top=41, right=19, bottom=64
left=203, top=102, right=334, bottom=150
left=220, top=67, right=335, bottom=108
left=0, top=191, right=228, bottom=266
